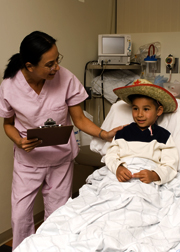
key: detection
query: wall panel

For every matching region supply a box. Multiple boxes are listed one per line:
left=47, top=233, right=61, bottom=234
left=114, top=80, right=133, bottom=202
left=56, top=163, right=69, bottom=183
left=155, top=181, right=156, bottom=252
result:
left=117, top=0, right=180, bottom=33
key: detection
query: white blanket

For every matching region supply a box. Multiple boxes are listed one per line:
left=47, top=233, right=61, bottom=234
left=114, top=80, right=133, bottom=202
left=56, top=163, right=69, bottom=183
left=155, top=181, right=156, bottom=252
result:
left=15, top=161, right=180, bottom=252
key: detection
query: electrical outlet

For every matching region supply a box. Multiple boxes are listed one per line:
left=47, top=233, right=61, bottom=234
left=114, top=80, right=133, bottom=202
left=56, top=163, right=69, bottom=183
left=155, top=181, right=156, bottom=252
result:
left=166, top=58, right=179, bottom=73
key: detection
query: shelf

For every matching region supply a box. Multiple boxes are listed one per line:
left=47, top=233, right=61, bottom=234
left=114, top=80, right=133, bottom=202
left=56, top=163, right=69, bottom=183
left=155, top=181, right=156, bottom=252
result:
left=87, top=63, right=141, bottom=70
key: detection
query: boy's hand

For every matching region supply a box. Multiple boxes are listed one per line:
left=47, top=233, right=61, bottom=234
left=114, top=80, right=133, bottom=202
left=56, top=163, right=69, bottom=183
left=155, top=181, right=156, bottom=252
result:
left=132, top=170, right=160, bottom=183
left=116, top=165, right=132, bottom=182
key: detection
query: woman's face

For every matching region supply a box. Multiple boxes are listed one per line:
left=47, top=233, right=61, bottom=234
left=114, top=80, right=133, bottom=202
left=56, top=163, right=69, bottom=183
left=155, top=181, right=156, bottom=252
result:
left=30, top=44, right=60, bottom=81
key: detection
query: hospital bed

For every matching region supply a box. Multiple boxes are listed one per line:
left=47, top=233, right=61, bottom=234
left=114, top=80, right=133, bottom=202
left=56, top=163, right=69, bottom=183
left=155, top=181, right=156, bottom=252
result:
left=14, top=99, right=180, bottom=252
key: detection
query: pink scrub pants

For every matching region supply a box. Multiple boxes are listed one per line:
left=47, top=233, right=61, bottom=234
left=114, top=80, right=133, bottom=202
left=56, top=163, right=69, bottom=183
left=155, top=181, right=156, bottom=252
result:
left=11, top=158, right=74, bottom=251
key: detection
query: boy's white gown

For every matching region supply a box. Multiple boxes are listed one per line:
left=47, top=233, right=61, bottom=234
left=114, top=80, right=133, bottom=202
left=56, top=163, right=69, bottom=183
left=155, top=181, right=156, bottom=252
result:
left=105, top=122, right=178, bottom=185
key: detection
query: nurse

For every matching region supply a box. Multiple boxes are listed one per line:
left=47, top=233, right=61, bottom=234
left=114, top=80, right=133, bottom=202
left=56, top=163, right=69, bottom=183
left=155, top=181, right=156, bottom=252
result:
left=0, top=31, right=121, bottom=251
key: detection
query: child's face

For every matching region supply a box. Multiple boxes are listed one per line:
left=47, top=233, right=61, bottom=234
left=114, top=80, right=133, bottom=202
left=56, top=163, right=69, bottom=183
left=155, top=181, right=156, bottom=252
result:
left=132, top=97, right=163, bottom=130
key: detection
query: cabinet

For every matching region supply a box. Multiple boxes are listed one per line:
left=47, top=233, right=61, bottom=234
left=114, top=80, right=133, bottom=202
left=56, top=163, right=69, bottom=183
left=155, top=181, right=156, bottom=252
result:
left=84, top=62, right=141, bottom=126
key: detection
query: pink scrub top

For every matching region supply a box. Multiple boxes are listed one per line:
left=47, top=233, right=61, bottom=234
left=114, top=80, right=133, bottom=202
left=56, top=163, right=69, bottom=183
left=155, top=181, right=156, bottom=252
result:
left=0, top=67, right=88, bottom=167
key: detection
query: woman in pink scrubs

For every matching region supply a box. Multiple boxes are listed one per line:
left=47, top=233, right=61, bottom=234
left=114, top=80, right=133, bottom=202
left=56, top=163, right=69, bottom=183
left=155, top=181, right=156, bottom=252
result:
left=0, top=31, right=121, bottom=250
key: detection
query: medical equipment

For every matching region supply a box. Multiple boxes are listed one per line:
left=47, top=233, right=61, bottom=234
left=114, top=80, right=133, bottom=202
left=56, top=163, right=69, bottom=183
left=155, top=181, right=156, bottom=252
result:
left=132, top=42, right=161, bottom=65
left=144, top=44, right=157, bottom=83
left=165, top=54, right=179, bottom=82
left=98, top=34, right=131, bottom=65
left=165, top=54, right=175, bottom=70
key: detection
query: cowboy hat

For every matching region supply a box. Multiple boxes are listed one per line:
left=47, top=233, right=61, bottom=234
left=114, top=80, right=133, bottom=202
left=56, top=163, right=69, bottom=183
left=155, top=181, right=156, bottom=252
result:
left=113, top=79, right=178, bottom=113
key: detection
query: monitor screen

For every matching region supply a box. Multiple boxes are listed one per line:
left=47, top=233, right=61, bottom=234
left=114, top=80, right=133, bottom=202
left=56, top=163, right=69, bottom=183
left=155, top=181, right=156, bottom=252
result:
left=102, top=37, right=125, bottom=54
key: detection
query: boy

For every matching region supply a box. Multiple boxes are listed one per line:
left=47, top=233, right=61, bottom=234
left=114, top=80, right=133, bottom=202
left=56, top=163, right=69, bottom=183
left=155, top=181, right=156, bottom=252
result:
left=105, top=79, right=179, bottom=185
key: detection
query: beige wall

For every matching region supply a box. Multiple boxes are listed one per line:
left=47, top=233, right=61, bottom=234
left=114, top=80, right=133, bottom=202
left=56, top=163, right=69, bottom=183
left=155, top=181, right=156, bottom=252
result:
left=0, top=0, right=114, bottom=243
left=117, top=0, right=180, bottom=33
left=117, top=0, right=180, bottom=82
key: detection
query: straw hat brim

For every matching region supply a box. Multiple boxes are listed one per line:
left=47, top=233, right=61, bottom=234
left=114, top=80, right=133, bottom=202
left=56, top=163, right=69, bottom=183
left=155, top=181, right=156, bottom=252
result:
left=113, top=84, right=178, bottom=113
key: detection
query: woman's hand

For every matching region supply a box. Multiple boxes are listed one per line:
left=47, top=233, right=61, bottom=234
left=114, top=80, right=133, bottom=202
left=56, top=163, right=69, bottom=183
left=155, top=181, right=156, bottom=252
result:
left=116, top=165, right=132, bottom=182
left=69, top=104, right=127, bottom=142
left=16, top=137, right=42, bottom=152
left=101, top=125, right=125, bottom=142
left=3, top=117, right=42, bottom=152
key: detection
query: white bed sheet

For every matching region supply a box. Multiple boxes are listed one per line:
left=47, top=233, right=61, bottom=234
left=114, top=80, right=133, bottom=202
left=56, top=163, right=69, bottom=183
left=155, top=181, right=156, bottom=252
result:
left=14, top=100, right=180, bottom=252
left=15, top=163, right=180, bottom=252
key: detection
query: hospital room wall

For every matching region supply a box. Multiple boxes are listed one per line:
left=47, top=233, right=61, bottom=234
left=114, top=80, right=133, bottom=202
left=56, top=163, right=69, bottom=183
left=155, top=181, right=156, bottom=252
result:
left=117, top=0, right=180, bottom=82
left=0, top=0, right=114, bottom=244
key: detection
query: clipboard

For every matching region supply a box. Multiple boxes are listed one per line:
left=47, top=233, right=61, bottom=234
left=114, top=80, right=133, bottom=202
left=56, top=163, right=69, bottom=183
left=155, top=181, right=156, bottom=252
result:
left=27, top=125, right=73, bottom=147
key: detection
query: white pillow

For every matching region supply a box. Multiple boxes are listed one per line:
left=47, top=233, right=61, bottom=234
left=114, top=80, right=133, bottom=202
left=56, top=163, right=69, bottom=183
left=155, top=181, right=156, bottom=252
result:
left=90, top=100, right=180, bottom=170
left=90, top=101, right=132, bottom=158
